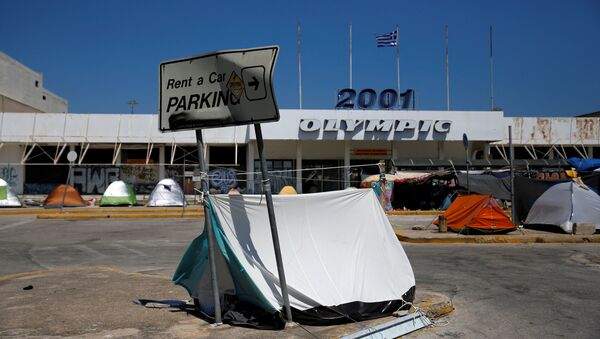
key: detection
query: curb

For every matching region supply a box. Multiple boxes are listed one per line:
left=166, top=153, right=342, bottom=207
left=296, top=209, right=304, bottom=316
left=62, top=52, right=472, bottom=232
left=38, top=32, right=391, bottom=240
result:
left=385, top=210, right=512, bottom=216
left=395, top=231, right=600, bottom=244
left=413, top=291, right=454, bottom=318
left=386, top=210, right=442, bottom=216
left=37, top=213, right=204, bottom=220
left=0, top=207, right=203, bottom=215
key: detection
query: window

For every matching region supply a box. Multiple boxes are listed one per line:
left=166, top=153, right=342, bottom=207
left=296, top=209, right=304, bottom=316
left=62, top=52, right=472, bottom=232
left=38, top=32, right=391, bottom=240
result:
left=253, top=159, right=295, bottom=193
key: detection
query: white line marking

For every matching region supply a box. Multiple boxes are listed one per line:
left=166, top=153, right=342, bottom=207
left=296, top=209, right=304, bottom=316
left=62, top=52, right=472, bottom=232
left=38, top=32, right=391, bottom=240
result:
left=112, top=243, right=149, bottom=257
left=74, top=244, right=107, bottom=258
left=0, top=219, right=33, bottom=231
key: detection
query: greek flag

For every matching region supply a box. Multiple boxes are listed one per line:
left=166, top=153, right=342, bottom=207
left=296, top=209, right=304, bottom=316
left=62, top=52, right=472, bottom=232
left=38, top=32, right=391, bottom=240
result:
left=376, top=30, right=397, bottom=47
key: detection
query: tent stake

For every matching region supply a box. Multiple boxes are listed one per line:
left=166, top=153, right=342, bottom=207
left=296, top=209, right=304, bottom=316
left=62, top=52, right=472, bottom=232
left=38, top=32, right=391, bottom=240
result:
left=254, top=123, right=294, bottom=323
left=195, top=129, right=222, bottom=325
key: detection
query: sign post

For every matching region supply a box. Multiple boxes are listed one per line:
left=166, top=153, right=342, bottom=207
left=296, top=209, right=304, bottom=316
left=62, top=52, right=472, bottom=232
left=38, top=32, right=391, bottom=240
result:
left=159, top=46, right=293, bottom=324
left=61, top=151, right=78, bottom=213
left=462, top=133, right=470, bottom=194
left=509, top=126, right=516, bottom=225
left=195, top=129, right=222, bottom=324
left=254, top=123, right=294, bottom=323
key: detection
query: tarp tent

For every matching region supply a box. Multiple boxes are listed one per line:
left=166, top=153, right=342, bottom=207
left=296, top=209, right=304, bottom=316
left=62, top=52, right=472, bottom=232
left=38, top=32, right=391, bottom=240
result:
left=148, top=178, right=186, bottom=207
left=99, top=180, right=137, bottom=206
left=435, top=194, right=515, bottom=233
left=0, top=178, right=22, bottom=207
left=567, top=157, right=600, bottom=172
left=455, top=173, right=511, bottom=200
left=173, top=189, right=415, bottom=328
left=525, top=181, right=600, bottom=233
left=44, top=184, right=86, bottom=208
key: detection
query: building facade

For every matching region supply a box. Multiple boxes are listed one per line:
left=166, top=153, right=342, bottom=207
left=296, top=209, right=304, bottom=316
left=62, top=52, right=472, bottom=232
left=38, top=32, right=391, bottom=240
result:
left=1, top=110, right=598, bottom=195
left=0, top=52, right=68, bottom=113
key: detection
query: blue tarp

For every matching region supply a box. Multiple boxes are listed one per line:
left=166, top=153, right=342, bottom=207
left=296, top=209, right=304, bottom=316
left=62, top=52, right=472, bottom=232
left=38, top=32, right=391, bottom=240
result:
left=567, top=157, right=600, bottom=172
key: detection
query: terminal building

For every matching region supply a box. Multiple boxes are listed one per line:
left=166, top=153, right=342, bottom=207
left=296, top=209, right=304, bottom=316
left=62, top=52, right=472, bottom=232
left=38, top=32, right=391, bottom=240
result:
left=1, top=110, right=598, bottom=196
left=1, top=52, right=599, bottom=196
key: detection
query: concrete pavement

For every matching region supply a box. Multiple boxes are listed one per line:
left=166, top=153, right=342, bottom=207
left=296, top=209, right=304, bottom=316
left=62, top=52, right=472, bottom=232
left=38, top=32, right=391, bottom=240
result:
left=0, top=266, right=449, bottom=338
left=0, top=215, right=451, bottom=338
left=1, top=215, right=600, bottom=338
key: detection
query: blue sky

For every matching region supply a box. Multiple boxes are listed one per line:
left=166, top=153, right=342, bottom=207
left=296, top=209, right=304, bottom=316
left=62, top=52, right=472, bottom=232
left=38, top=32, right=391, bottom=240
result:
left=1, top=0, right=599, bottom=116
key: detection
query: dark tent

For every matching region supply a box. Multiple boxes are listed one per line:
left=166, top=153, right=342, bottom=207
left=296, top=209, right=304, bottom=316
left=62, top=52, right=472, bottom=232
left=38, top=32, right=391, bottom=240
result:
left=581, top=172, right=600, bottom=195
left=456, top=173, right=511, bottom=200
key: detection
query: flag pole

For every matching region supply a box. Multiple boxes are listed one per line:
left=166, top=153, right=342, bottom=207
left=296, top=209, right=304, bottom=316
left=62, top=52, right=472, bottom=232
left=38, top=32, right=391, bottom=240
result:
left=396, top=25, right=400, bottom=101
left=489, top=25, right=495, bottom=111
left=298, top=22, right=303, bottom=109
left=445, top=24, right=450, bottom=111
left=349, top=21, right=353, bottom=89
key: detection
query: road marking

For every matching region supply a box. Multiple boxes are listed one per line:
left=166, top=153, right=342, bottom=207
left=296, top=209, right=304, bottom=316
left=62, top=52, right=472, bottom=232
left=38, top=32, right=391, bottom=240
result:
left=74, top=244, right=108, bottom=258
left=0, top=266, right=171, bottom=283
left=0, top=219, right=33, bottom=231
left=111, top=243, right=149, bottom=257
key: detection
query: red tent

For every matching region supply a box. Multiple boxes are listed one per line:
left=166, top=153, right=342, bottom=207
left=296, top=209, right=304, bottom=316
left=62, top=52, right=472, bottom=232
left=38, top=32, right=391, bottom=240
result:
left=435, top=194, right=515, bottom=233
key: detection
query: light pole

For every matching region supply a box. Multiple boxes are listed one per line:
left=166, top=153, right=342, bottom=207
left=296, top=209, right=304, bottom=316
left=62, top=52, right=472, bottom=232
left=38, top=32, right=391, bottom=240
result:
left=127, top=100, right=139, bottom=114
left=462, top=133, right=470, bottom=194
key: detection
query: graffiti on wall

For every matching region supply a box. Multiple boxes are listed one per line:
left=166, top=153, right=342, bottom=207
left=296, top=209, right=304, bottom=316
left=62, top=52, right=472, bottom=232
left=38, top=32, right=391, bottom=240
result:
left=121, top=165, right=159, bottom=193
left=70, top=167, right=120, bottom=194
left=0, top=166, right=19, bottom=187
left=209, top=168, right=238, bottom=193
left=68, top=165, right=160, bottom=194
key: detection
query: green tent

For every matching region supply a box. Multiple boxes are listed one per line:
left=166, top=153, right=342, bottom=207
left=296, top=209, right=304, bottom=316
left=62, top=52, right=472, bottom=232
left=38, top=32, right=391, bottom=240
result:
left=99, top=180, right=137, bottom=206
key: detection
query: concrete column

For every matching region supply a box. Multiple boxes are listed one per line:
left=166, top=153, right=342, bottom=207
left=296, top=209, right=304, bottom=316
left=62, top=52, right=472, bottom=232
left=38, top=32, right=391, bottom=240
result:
left=296, top=141, right=303, bottom=193
left=587, top=146, right=593, bottom=158
left=483, top=144, right=490, bottom=161
left=392, top=141, right=401, bottom=160
left=344, top=141, right=350, bottom=188
left=247, top=141, right=255, bottom=193
left=437, top=141, right=446, bottom=160
left=159, top=145, right=166, bottom=179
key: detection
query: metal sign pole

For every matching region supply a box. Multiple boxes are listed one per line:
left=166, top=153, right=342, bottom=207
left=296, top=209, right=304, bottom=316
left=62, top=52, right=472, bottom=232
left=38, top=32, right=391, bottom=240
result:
left=60, top=161, right=73, bottom=214
left=254, top=123, right=293, bottom=323
left=61, top=151, right=78, bottom=213
left=466, top=153, right=470, bottom=194
left=462, top=133, right=470, bottom=194
left=195, top=129, right=222, bottom=325
left=509, top=126, right=517, bottom=225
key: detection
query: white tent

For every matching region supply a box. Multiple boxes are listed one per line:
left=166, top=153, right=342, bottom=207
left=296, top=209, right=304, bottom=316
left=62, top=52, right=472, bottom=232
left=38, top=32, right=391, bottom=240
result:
left=173, top=189, right=415, bottom=327
left=0, top=178, right=21, bottom=207
left=525, top=181, right=600, bottom=233
left=148, top=179, right=187, bottom=207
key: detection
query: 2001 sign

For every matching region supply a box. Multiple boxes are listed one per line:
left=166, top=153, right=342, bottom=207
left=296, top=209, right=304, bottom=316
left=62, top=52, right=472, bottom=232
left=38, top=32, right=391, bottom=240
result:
left=335, top=88, right=413, bottom=110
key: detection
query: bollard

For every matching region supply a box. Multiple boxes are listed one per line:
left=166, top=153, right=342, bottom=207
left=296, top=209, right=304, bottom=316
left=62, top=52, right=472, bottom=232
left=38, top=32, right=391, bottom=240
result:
left=439, top=215, right=448, bottom=233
